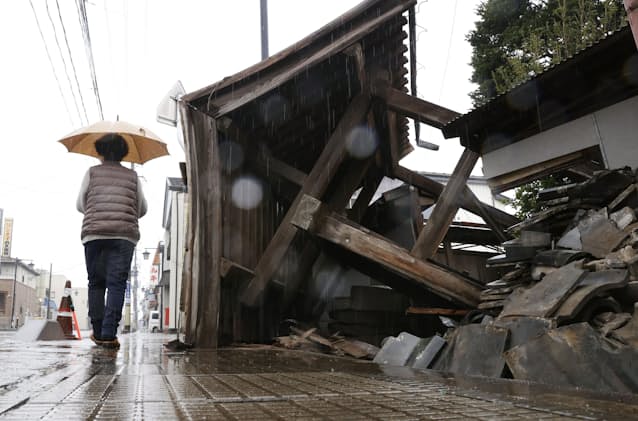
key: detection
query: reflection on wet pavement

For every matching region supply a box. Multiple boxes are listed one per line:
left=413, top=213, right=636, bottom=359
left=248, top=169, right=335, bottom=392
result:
left=0, top=331, right=637, bottom=419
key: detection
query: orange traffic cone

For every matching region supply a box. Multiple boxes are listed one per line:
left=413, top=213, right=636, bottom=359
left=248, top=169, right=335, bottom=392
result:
left=57, top=281, right=80, bottom=339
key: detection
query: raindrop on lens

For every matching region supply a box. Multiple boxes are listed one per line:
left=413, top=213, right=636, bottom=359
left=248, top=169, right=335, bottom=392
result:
left=232, top=176, right=263, bottom=209
left=219, top=141, right=244, bottom=172
left=346, top=126, right=378, bottom=159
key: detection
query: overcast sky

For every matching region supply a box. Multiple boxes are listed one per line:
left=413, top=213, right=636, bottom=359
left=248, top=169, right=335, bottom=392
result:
left=0, top=0, right=482, bottom=288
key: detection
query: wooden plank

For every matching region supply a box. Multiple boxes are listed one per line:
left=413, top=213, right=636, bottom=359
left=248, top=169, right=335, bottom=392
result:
left=178, top=103, right=196, bottom=344
left=411, top=148, right=479, bottom=259
left=372, top=80, right=460, bottom=128
left=468, top=195, right=510, bottom=244
left=240, top=93, right=372, bottom=306
left=179, top=105, right=222, bottom=347
left=291, top=194, right=481, bottom=307
left=406, top=307, right=470, bottom=316
left=207, top=2, right=410, bottom=118
left=182, top=0, right=414, bottom=103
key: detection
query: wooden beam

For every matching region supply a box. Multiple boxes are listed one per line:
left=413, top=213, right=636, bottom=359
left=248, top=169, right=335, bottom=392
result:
left=411, top=148, right=479, bottom=259
left=372, top=80, right=460, bottom=128
left=207, top=2, right=410, bottom=118
left=394, top=165, right=519, bottom=231
left=240, top=93, right=371, bottom=306
left=406, top=307, right=471, bottom=316
left=282, top=154, right=378, bottom=309
left=291, top=194, right=481, bottom=307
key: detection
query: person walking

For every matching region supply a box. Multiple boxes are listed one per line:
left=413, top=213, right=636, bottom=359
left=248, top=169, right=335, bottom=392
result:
left=76, top=133, right=147, bottom=349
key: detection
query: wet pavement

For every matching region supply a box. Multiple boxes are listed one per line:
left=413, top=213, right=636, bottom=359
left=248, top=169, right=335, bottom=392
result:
left=0, top=330, right=637, bottom=420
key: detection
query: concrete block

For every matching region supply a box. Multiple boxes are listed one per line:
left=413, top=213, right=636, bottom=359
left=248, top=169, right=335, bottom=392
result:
left=14, top=319, right=66, bottom=341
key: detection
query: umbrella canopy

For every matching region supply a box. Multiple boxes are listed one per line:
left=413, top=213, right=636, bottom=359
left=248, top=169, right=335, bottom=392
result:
left=58, top=120, right=169, bottom=164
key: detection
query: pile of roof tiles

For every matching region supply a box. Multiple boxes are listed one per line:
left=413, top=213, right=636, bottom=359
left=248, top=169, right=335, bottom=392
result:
left=376, top=168, right=638, bottom=394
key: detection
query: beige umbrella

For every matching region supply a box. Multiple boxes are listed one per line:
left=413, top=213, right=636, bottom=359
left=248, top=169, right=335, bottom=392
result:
left=58, top=120, right=169, bottom=164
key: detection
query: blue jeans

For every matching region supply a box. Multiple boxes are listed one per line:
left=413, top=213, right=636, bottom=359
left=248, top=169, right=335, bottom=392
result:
left=85, top=239, right=135, bottom=339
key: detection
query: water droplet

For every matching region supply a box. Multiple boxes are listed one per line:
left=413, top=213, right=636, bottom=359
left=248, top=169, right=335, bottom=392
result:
left=231, top=176, right=263, bottom=209
left=346, top=126, right=378, bottom=159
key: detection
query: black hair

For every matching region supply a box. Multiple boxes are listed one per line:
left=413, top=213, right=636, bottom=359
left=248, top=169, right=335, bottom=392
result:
left=95, top=133, right=129, bottom=162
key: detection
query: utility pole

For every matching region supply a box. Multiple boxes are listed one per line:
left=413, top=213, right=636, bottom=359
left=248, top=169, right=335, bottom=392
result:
left=132, top=248, right=138, bottom=331
left=46, top=263, right=52, bottom=320
left=10, top=257, right=18, bottom=328
left=260, top=0, right=269, bottom=60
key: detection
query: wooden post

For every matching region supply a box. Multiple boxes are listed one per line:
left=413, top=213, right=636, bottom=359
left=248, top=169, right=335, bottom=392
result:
left=411, top=148, right=479, bottom=260
left=180, top=104, right=222, bottom=347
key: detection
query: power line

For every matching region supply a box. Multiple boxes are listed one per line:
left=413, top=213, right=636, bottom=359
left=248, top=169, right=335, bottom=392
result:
left=75, top=0, right=103, bottom=120
left=54, top=0, right=89, bottom=125
left=438, top=0, right=459, bottom=102
left=28, top=0, right=74, bottom=127
left=45, top=0, right=85, bottom=126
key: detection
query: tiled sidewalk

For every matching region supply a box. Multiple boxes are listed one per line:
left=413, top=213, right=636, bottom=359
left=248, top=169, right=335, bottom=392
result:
left=0, top=332, right=636, bottom=420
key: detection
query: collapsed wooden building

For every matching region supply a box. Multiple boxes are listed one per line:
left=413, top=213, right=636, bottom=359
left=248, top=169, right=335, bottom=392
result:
left=178, top=0, right=518, bottom=348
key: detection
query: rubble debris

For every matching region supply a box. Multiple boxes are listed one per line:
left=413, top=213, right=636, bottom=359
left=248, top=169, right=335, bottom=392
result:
left=554, top=270, right=629, bottom=323
left=405, top=307, right=470, bottom=316
left=500, top=261, right=586, bottom=318
left=579, top=209, right=626, bottom=258
left=413, top=168, right=638, bottom=394
left=327, top=286, right=412, bottom=346
left=373, top=331, right=421, bottom=366
left=503, top=323, right=638, bottom=394
left=408, top=335, right=447, bottom=370
left=431, top=324, right=509, bottom=378
left=610, top=206, right=636, bottom=230
left=591, top=311, right=632, bottom=338
left=275, top=325, right=380, bottom=359
left=533, top=249, right=589, bottom=267
left=373, top=331, right=446, bottom=370
left=492, top=316, right=554, bottom=348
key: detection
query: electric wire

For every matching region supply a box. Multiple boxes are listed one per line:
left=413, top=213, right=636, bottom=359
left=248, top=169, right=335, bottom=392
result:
left=103, top=0, right=116, bottom=117
left=44, top=0, right=84, bottom=126
left=54, top=0, right=89, bottom=125
left=75, top=0, right=104, bottom=119
left=28, top=0, right=74, bottom=127
left=437, top=0, right=459, bottom=102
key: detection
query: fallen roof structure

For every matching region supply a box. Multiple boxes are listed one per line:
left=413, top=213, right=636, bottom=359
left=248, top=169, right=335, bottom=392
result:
left=178, top=0, right=517, bottom=347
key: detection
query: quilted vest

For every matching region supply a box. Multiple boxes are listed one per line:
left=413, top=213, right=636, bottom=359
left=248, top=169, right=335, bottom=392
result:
left=81, top=162, right=140, bottom=242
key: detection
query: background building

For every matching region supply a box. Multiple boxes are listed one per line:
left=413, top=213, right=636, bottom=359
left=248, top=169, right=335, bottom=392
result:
left=0, top=257, right=40, bottom=328
left=157, top=177, right=187, bottom=332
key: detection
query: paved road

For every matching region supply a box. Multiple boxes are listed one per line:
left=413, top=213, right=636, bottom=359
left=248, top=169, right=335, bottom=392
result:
left=0, top=330, right=637, bottom=420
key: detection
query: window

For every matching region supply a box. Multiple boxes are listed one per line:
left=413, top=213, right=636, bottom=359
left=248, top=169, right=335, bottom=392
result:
left=0, top=292, right=6, bottom=315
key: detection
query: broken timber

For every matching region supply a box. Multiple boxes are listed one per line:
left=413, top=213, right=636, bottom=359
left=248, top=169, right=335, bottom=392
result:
left=412, top=148, right=480, bottom=259
left=291, top=194, right=482, bottom=307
